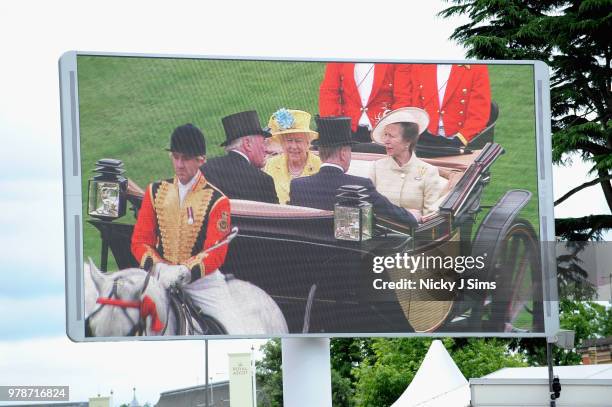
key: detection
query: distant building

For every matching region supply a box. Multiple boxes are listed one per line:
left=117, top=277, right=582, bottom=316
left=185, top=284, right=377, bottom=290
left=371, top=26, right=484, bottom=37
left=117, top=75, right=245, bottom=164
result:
left=577, top=336, right=612, bottom=365
left=155, top=381, right=229, bottom=407
left=129, top=387, right=141, bottom=407
left=89, top=396, right=112, bottom=407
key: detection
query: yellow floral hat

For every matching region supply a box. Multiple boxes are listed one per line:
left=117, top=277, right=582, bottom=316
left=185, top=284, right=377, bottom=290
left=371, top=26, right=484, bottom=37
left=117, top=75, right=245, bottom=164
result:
left=267, top=108, right=319, bottom=142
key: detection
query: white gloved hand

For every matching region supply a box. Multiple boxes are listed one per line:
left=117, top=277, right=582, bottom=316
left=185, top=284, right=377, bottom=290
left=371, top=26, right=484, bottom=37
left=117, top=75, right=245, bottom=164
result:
left=152, top=263, right=191, bottom=290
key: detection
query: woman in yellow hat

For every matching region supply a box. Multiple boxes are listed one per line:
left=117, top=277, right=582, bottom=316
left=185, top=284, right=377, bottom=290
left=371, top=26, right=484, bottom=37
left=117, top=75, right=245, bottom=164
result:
left=264, top=108, right=321, bottom=204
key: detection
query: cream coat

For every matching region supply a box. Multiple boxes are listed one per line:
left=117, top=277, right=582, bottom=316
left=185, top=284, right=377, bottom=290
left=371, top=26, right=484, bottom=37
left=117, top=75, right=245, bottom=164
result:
left=369, top=155, right=447, bottom=216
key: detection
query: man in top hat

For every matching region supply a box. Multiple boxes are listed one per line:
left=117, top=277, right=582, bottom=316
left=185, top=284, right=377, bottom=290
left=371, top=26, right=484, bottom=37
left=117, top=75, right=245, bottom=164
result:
left=289, top=116, right=418, bottom=227
left=201, top=111, right=279, bottom=203
left=131, top=124, right=243, bottom=332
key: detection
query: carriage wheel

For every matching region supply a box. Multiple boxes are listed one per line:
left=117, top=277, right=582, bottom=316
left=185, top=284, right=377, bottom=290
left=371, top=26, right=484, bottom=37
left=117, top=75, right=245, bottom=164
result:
left=484, top=219, right=544, bottom=332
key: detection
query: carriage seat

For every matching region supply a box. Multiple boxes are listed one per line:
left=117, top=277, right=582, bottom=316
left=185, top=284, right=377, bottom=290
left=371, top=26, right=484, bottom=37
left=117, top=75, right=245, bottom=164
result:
left=230, top=199, right=332, bottom=218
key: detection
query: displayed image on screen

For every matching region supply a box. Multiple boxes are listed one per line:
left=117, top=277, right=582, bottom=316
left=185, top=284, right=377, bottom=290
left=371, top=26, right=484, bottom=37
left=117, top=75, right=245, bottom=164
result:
left=60, top=54, right=556, bottom=340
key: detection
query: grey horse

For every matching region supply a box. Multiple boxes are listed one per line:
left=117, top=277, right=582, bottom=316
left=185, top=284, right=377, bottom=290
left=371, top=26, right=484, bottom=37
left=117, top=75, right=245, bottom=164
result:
left=85, top=259, right=288, bottom=337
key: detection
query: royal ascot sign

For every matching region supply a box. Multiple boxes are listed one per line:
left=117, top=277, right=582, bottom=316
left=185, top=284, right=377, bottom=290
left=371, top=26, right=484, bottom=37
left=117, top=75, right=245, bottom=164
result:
left=229, top=353, right=254, bottom=407
left=60, top=52, right=558, bottom=341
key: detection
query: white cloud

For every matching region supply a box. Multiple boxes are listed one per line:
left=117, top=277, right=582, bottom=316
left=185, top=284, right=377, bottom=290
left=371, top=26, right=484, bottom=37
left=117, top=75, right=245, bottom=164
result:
left=0, top=296, right=64, bottom=339
left=0, top=178, right=64, bottom=297
left=553, top=156, right=611, bottom=219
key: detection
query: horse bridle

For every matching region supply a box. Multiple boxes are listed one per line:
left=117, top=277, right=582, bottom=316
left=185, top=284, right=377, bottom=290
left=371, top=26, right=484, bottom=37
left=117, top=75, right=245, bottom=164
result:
left=85, top=271, right=166, bottom=337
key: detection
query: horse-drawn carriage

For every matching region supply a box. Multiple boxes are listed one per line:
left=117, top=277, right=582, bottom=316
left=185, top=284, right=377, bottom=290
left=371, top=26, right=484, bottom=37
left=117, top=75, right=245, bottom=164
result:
left=88, top=138, right=543, bottom=336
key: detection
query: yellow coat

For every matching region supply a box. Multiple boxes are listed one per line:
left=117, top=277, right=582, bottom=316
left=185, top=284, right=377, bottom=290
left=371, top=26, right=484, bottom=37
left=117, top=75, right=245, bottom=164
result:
left=264, top=152, right=321, bottom=204
left=369, top=155, right=447, bottom=216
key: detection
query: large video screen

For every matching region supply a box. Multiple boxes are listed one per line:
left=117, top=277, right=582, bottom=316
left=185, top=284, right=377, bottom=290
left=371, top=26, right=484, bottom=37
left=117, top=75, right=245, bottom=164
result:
left=59, top=53, right=558, bottom=340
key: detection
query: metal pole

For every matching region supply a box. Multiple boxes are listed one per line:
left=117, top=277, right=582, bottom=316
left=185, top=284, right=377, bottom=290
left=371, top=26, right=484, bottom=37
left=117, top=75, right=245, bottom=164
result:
left=608, top=271, right=611, bottom=306
left=205, top=339, right=210, bottom=407
left=546, top=340, right=556, bottom=407
left=251, top=345, right=257, bottom=407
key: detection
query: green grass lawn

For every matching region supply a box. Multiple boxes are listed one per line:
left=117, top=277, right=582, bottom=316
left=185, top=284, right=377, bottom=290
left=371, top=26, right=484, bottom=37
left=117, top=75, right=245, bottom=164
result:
left=482, top=65, right=539, bottom=232
left=77, top=57, right=539, bottom=268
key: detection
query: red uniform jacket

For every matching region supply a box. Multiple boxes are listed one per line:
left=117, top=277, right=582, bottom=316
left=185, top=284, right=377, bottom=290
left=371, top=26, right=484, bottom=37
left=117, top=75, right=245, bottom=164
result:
left=319, top=63, right=409, bottom=132
left=131, top=172, right=230, bottom=281
left=403, top=64, right=491, bottom=144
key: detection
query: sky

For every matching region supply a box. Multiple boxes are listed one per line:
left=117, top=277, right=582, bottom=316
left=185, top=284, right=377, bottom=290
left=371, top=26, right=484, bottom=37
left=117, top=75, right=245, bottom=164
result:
left=0, top=1, right=609, bottom=406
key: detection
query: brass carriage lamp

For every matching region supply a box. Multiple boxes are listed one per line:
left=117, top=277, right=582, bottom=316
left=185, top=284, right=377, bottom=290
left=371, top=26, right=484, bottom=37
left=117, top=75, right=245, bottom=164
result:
left=334, top=185, right=373, bottom=241
left=87, top=158, right=128, bottom=221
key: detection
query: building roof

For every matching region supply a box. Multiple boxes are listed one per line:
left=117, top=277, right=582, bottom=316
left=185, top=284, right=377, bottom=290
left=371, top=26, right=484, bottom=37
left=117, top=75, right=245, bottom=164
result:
left=578, top=336, right=612, bottom=349
left=158, top=380, right=229, bottom=396
left=156, top=380, right=230, bottom=407
left=483, top=364, right=612, bottom=380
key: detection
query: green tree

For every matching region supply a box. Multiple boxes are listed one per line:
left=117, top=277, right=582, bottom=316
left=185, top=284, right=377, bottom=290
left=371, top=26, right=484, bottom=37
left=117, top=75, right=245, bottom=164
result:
left=255, top=338, right=373, bottom=407
left=452, top=338, right=526, bottom=378
left=256, top=339, right=283, bottom=407
left=439, top=0, right=612, bottom=366
left=602, top=305, right=612, bottom=336
left=330, top=338, right=375, bottom=381
left=256, top=337, right=531, bottom=406
left=353, top=338, right=525, bottom=407
left=511, top=301, right=612, bottom=365
left=329, top=338, right=375, bottom=406
left=353, top=338, right=432, bottom=407
left=439, top=0, right=612, bottom=240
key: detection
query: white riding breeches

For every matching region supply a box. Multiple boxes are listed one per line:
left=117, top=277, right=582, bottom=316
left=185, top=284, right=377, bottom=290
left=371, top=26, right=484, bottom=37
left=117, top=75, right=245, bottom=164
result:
left=182, top=269, right=246, bottom=334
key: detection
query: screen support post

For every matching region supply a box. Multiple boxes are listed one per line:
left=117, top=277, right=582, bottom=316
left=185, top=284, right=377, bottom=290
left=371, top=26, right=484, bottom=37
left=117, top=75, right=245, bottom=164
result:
left=282, top=338, right=332, bottom=407
left=546, top=338, right=556, bottom=407
left=547, top=330, right=575, bottom=406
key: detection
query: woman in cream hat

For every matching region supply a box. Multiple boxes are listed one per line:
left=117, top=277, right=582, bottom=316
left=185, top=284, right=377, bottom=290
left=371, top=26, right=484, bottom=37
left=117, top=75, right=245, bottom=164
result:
left=369, top=107, right=447, bottom=216
left=264, top=108, right=321, bottom=204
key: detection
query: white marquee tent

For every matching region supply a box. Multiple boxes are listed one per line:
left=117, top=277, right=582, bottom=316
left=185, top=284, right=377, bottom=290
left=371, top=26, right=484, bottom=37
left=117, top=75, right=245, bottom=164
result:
left=391, top=340, right=470, bottom=407
left=389, top=340, right=612, bottom=407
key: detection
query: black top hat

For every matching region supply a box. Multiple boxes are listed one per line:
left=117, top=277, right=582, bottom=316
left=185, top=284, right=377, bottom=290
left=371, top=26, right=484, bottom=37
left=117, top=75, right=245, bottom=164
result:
left=315, top=116, right=357, bottom=147
left=220, top=110, right=272, bottom=147
left=166, top=123, right=206, bottom=156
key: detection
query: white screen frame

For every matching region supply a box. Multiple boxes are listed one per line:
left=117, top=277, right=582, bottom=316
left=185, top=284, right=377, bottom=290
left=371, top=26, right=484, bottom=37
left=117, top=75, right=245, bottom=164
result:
left=59, top=51, right=558, bottom=342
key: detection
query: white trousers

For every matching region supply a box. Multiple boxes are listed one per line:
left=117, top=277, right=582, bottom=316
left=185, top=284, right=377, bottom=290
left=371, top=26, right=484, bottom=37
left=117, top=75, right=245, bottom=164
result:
left=182, top=270, right=246, bottom=334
